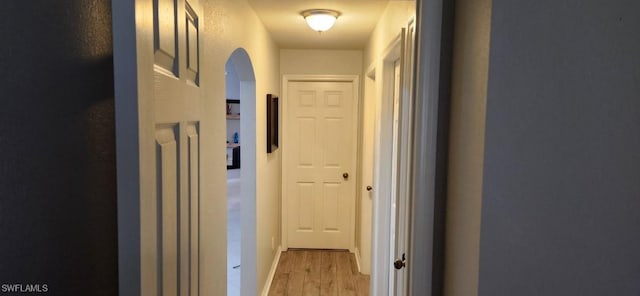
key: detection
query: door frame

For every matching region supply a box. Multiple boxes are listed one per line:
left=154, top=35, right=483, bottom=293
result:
left=281, top=74, right=360, bottom=252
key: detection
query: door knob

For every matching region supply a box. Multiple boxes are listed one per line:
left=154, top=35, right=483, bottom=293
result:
left=343, top=172, right=349, bottom=179
left=366, top=186, right=373, bottom=191
left=394, top=253, right=406, bottom=270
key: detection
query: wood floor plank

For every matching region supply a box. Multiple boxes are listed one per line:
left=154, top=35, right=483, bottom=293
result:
left=303, top=275, right=321, bottom=296
left=285, top=250, right=301, bottom=274
left=303, top=251, right=322, bottom=296
left=287, top=271, right=305, bottom=295
left=336, top=252, right=357, bottom=296
left=269, top=273, right=289, bottom=296
left=306, top=250, right=322, bottom=276
left=276, top=251, right=291, bottom=274
left=355, top=274, right=370, bottom=296
left=289, top=250, right=308, bottom=273
left=320, top=251, right=337, bottom=296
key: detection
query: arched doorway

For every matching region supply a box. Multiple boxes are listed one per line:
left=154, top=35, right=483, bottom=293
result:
left=225, top=48, right=257, bottom=296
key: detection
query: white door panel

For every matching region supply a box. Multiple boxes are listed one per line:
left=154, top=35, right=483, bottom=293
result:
left=113, top=0, right=204, bottom=294
left=286, top=80, right=357, bottom=250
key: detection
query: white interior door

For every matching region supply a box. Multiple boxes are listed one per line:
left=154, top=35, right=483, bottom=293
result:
left=113, top=0, right=206, bottom=294
left=284, top=78, right=358, bottom=250
left=393, top=18, right=417, bottom=296
left=371, top=31, right=405, bottom=296
left=389, top=59, right=402, bottom=294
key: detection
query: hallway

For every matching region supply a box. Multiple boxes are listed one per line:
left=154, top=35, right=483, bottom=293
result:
left=268, top=250, right=369, bottom=296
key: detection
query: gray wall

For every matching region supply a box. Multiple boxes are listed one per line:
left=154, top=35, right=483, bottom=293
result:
left=0, top=1, right=118, bottom=295
left=478, top=0, right=640, bottom=295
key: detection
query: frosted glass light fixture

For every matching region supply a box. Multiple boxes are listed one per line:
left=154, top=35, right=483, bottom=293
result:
left=302, top=9, right=340, bottom=32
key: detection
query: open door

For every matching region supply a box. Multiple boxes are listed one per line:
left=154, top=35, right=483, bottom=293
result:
left=392, top=18, right=417, bottom=296
left=389, top=56, right=405, bottom=295
left=372, top=28, right=407, bottom=296
left=112, top=0, right=215, bottom=294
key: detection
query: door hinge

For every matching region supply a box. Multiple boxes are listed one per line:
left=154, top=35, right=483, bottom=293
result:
left=394, top=253, right=406, bottom=270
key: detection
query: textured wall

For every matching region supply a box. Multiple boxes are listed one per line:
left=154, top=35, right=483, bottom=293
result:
left=0, top=1, right=118, bottom=295
left=479, top=0, right=640, bottom=295
left=280, top=49, right=363, bottom=75
left=199, top=1, right=282, bottom=293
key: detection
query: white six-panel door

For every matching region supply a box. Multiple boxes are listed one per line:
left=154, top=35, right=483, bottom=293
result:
left=284, top=77, right=358, bottom=250
left=153, top=1, right=204, bottom=295
left=113, top=0, right=205, bottom=295
left=149, top=1, right=203, bottom=295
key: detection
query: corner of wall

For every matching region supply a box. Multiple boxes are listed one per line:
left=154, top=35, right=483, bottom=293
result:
left=443, top=0, right=492, bottom=295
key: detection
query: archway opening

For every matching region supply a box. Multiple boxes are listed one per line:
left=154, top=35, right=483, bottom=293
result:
left=225, top=48, right=257, bottom=296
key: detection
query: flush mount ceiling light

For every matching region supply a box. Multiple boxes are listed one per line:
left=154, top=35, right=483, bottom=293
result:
left=301, top=9, right=341, bottom=32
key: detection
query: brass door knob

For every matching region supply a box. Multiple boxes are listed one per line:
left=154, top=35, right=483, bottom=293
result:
left=343, top=172, right=349, bottom=179
left=366, top=186, right=373, bottom=191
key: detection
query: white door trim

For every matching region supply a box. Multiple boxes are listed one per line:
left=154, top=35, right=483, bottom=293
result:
left=281, top=74, right=360, bottom=252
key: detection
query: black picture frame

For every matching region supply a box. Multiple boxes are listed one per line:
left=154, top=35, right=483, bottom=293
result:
left=266, top=94, right=279, bottom=153
left=226, top=99, right=240, bottom=117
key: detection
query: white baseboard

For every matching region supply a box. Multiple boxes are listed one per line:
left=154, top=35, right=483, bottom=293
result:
left=354, top=247, right=362, bottom=273
left=260, top=246, right=282, bottom=296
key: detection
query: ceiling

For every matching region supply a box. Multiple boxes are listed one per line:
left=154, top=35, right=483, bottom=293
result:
left=247, top=0, right=391, bottom=49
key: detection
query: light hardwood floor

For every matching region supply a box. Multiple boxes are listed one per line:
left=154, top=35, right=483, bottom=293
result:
left=268, top=249, right=370, bottom=296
